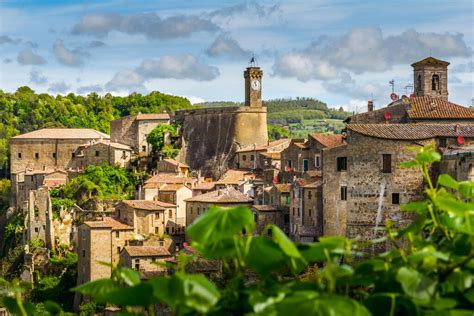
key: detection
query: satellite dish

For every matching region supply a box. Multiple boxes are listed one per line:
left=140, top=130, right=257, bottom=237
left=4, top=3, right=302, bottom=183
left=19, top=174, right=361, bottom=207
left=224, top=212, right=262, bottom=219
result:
left=384, top=112, right=392, bottom=120
left=390, top=93, right=399, bottom=101
left=457, top=135, right=465, bottom=145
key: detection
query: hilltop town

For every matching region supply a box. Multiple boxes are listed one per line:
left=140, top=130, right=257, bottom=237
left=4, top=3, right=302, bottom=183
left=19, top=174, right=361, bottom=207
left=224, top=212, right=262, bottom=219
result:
left=2, top=56, right=474, bottom=311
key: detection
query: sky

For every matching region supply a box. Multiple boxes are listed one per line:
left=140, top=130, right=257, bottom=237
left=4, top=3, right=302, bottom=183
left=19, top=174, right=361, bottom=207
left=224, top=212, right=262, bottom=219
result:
left=0, top=0, right=472, bottom=111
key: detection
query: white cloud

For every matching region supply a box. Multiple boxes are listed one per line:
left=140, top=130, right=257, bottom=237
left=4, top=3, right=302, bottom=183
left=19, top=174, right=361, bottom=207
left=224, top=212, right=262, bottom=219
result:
left=53, top=39, right=88, bottom=66
left=48, top=81, right=71, bottom=94
left=72, top=12, right=219, bottom=39
left=17, top=48, right=46, bottom=65
left=182, top=95, right=205, bottom=104
left=206, top=34, right=250, bottom=59
left=77, top=84, right=103, bottom=94
left=29, top=69, right=48, bottom=85
left=105, top=69, right=146, bottom=92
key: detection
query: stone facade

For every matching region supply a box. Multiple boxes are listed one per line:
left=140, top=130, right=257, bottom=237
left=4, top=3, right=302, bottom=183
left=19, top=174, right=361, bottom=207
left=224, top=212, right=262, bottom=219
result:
left=25, top=186, right=55, bottom=249
left=251, top=205, right=287, bottom=235
left=72, top=141, right=132, bottom=169
left=157, top=159, right=189, bottom=177
left=412, top=57, right=449, bottom=100
left=110, top=113, right=170, bottom=154
left=289, top=180, right=322, bottom=242
left=120, top=246, right=173, bottom=278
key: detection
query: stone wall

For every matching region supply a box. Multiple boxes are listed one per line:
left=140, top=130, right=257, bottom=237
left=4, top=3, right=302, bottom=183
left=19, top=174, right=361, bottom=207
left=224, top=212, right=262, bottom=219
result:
left=414, top=65, right=448, bottom=100
left=77, top=226, right=111, bottom=284
left=26, top=186, right=54, bottom=249
left=185, top=201, right=253, bottom=227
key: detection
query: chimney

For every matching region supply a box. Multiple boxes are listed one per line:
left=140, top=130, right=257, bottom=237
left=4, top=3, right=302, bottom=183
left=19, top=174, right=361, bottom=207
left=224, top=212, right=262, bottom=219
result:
left=367, top=100, right=374, bottom=112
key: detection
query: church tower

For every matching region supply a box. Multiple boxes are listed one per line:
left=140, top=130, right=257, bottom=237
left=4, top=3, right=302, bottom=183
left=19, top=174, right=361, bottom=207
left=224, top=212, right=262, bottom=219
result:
left=412, top=57, right=450, bottom=100
left=244, top=66, right=263, bottom=107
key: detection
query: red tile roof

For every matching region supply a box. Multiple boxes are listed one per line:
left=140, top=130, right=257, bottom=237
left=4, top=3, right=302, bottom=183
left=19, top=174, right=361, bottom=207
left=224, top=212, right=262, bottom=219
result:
left=12, top=128, right=109, bottom=140
left=84, top=217, right=133, bottom=230
left=123, top=246, right=172, bottom=257
left=236, top=139, right=291, bottom=153
left=347, top=123, right=474, bottom=140
left=310, top=133, right=344, bottom=148
left=122, top=200, right=176, bottom=210
left=407, top=96, right=474, bottom=120
left=185, top=187, right=253, bottom=203
left=193, top=182, right=216, bottom=190
left=144, top=173, right=197, bottom=188
left=161, top=158, right=189, bottom=168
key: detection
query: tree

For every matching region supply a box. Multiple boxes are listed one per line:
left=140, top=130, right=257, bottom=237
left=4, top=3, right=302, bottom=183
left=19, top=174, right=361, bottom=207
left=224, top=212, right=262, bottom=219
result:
left=268, top=124, right=290, bottom=140
left=146, top=124, right=177, bottom=153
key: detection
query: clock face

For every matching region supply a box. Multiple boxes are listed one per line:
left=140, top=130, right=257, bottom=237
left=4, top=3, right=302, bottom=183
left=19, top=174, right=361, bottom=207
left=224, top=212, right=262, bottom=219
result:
left=251, top=80, right=260, bottom=91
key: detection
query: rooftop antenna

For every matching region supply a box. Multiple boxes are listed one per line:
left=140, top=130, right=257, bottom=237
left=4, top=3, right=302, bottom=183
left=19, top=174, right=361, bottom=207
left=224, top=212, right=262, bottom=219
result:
left=389, top=79, right=395, bottom=93
left=249, top=55, right=257, bottom=67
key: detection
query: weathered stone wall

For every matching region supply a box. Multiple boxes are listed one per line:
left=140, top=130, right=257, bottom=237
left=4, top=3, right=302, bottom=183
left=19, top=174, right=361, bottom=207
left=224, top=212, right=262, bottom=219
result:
left=185, top=201, right=252, bottom=226
left=281, top=143, right=310, bottom=171
left=176, top=106, right=267, bottom=177
left=77, top=226, right=111, bottom=284
left=74, top=143, right=131, bottom=169
left=253, top=210, right=285, bottom=235
left=26, top=186, right=54, bottom=249
left=346, top=102, right=408, bottom=124
left=110, top=115, right=136, bottom=148
left=322, top=144, right=348, bottom=236
left=414, top=65, right=448, bottom=100
left=120, top=251, right=171, bottom=274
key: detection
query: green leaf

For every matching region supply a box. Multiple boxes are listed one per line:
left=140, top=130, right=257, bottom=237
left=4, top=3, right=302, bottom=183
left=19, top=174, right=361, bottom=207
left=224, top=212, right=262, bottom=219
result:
left=400, top=201, right=429, bottom=212
left=432, top=298, right=458, bottom=310
left=72, top=279, right=120, bottom=303
left=298, top=236, right=346, bottom=263
left=438, top=174, right=459, bottom=190
left=246, top=237, right=285, bottom=277
left=363, top=293, right=419, bottom=316
left=118, top=267, right=141, bottom=286
left=396, top=267, right=437, bottom=304
left=101, top=283, right=156, bottom=306
left=43, top=300, right=63, bottom=315
left=268, top=225, right=307, bottom=273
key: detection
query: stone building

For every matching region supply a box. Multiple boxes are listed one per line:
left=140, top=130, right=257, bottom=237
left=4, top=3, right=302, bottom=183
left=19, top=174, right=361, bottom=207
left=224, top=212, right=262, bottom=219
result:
left=76, top=217, right=134, bottom=285
left=157, top=158, right=190, bottom=177
left=412, top=57, right=449, bottom=100
left=9, top=128, right=109, bottom=174
left=110, top=113, right=170, bottom=154
left=440, top=146, right=474, bottom=181
left=156, top=184, right=192, bottom=228
left=235, top=139, right=290, bottom=170
left=251, top=205, right=287, bottom=235
left=72, top=141, right=133, bottom=169
left=185, top=187, right=253, bottom=226
left=322, top=123, right=474, bottom=245
left=120, top=246, right=173, bottom=279
left=175, top=66, right=268, bottom=176
left=142, top=173, right=197, bottom=200
left=25, top=186, right=55, bottom=249
left=115, top=200, right=181, bottom=236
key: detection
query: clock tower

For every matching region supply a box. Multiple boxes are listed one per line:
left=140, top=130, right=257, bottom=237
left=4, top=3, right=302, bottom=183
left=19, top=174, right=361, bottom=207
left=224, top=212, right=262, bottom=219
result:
left=244, top=66, right=263, bottom=107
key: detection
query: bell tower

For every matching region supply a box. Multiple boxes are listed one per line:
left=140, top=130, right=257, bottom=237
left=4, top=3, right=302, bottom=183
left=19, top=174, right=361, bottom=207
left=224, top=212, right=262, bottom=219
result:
left=244, top=62, right=263, bottom=107
left=412, top=56, right=449, bottom=100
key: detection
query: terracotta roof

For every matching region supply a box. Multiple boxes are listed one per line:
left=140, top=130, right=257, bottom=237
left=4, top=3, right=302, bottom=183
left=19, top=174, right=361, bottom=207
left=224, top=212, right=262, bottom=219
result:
left=144, top=173, right=197, bottom=188
left=84, top=217, right=133, bottom=230
left=252, top=205, right=279, bottom=212
left=236, top=139, right=291, bottom=153
left=347, top=123, right=474, bottom=140
left=161, top=158, right=189, bottom=168
left=293, top=142, right=309, bottom=149
left=122, top=200, right=176, bottom=210
left=310, top=133, right=344, bottom=148
left=193, top=182, right=216, bottom=190
left=411, top=56, right=450, bottom=67
left=274, top=183, right=290, bottom=193
left=136, top=113, right=170, bottom=120
left=215, top=169, right=255, bottom=185
left=25, top=168, right=67, bottom=176
left=159, top=184, right=189, bottom=191
left=407, top=96, right=474, bottom=120
left=123, top=246, right=172, bottom=257
left=185, top=187, right=253, bottom=203
left=43, top=179, right=67, bottom=187
left=259, top=151, right=281, bottom=159
left=12, top=128, right=109, bottom=140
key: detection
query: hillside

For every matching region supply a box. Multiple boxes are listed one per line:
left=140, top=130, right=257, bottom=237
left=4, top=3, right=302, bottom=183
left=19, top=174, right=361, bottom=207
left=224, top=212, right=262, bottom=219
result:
left=196, top=97, right=351, bottom=137
left=0, top=87, right=193, bottom=175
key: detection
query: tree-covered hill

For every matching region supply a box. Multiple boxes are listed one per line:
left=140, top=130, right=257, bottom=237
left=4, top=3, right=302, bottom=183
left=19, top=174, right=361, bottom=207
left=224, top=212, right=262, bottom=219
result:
left=0, top=87, right=193, bottom=173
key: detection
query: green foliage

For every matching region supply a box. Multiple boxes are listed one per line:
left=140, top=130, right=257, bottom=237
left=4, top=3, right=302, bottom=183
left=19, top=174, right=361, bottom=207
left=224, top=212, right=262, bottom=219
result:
left=0, top=179, right=10, bottom=211
left=268, top=124, right=290, bottom=141
left=54, top=164, right=136, bottom=205
left=146, top=124, right=177, bottom=154
left=3, top=145, right=474, bottom=315
left=4, top=213, right=23, bottom=242
left=0, top=88, right=192, bottom=172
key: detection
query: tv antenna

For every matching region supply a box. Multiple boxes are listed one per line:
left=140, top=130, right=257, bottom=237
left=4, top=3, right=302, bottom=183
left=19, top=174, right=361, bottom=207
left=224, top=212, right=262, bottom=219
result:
left=249, top=55, right=258, bottom=67
left=389, top=79, right=395, bottom=93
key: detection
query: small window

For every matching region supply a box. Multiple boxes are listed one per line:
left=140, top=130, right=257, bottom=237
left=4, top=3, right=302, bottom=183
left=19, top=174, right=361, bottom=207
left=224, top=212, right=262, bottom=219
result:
left=117, top=246, right=121, bottom=254
left=35, top=153, right=39, bottom=159
left=341, top=186, right=347, bottom=201
left=303, top=159, right=309, bottom=171
left=308, top=191, right=312, bottom=199
left=432, top=74, right=440, bottom=91
left=155, top=227, right=159, bottom=234
left=439, top=138, right=447, bottom=148
left=115, top=231, right=119, bottom=238
left=288, top=160, right=293, bottom=168
left=52, top=152, right=56, bottom=158
left=284, top=214, right=289, bottom=223
left=71, top=152, right=75, bottom=158
left=82, top=250, right=86, bottom=257
left=308, top=209, right=312, bottom=217
left=159, top=241, right=164, bottom=246
left=315, top=155, right=320, bottom=168
left=285, top=195, right=290, bottom=205
left=134, top=259, right=140, bottom=270
left=18, top=153, right=22, bottom=159
left=242, top=155, right=247, bottom=161
left=168, top=210, right=172, bottom=218
left=382, top=154, right=392, bottom=173
left=95, top=150, right=100, bottom=157
left=336, top=157, right=347, bottom=171
left=392, top=193, right=400, bottom=205
left=250, top=155, right=255, bottom=161
left=142, top=145, right=146, bottom=152
left=34, top=227, right=39, bottom=233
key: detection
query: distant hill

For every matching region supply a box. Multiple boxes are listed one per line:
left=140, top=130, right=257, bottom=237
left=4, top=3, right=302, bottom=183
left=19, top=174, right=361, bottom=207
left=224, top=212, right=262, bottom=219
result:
left=196, top=97, right=351, bottom=137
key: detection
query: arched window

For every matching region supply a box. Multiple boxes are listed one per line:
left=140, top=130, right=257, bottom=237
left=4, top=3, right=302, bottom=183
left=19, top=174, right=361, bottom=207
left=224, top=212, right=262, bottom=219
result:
left=432, top=74, right=440, bottom=91
left=417, top=74, right=422, bottom=91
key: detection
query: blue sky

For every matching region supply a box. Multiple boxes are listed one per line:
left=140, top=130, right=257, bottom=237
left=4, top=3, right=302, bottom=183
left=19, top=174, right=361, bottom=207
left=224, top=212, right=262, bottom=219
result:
left=0, top=0, right=472, bottom=111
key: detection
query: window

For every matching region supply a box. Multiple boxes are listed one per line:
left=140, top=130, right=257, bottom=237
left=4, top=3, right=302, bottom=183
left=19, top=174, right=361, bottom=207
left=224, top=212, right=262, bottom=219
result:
left=341, top=186, right=347, bottom=201
left=115, top=231, right=119, bottom=238
left=168, top=210, right=172, bottom=218
left=336, top=157, right=347, bottom=171
left=242, top=155, right=247, bottom=161
left=117, top=246, right=121, bottom=254
left=382, top=154, right=392, bottom=173
left=292, top=208, right=295, bottom=216
left=71, top=152, right=75, bottom=158
left=155, top=227, right=159, bottom=234
left=288, top=160, right=293, bottom=168
left=303, top=159, right=309, bottom=171
left=285, top=195, right=290, bottom=205
left=284, top=214, right=289, bottom=223
left=82, top=250, right=86, bottom=257
left=392, top=193, right=400, bottom=205
left=142, top=145, right=146, bottom=152
left=190, top=207, right=193, bottom=215
left=94, top=150, right=99, bottom=157
left=35, top=153, right=39, bottom=159
left=18, top=153, right=22, bottom=159
left=270, top=195, right=274, bottom=204
left=159, top=241, right=164, bottom=246
left=315, top=154, right=321, bottom=168
left=134, top=259, right=140, bottom=270
left=52, top=152, right=56, bottom=158
left=308, top=209, right=312, bottom=217
left=151, top=258, right=156, bottom=263
left=417, top=74, right=422, bottom=91
left=432, top=74, right=440, bottom=91
left=250, top=155, right=255, bottom=161
left=34, top=227, right=39, bottom=233
left=308, top=191, right=312, bottom=199
left=439, top=138, right=447, bottom=148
